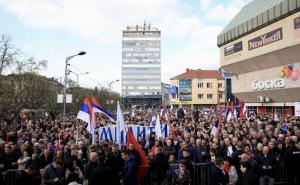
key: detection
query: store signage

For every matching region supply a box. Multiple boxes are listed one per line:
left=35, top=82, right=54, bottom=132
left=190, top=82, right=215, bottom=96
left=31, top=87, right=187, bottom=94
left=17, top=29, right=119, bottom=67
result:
left=224, top=41, right=243, bottom=56
left=294, top=16, right=300, bottom=29
left=248, top=28, right=283, bottom=50
left=294, top=16, right=300, bottom=37
left=252, top=79, right=285, bottom=90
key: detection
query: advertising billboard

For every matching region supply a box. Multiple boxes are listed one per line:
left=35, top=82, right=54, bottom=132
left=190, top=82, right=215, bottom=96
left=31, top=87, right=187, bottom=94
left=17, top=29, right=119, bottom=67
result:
left=224, top=41, right=243, bottom=56
left=248, top=28, right=283, bottom=50
left=179, top=80, right=192, bottom=101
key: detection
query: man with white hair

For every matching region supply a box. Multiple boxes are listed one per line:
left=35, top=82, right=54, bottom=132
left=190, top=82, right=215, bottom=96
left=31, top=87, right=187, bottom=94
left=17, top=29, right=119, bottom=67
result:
left=256, top=146, right=276, bottom=185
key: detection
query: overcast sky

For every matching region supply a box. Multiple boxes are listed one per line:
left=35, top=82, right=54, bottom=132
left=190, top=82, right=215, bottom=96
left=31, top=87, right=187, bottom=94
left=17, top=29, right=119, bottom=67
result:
left=0, top=0, right=251, bottom=92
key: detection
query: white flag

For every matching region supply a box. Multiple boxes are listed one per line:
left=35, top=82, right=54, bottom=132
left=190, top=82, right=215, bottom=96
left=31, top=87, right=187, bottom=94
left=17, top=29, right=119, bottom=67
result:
left=155, top=115, right=162, bottom=139
left=117, top=102, right=125, bottom=144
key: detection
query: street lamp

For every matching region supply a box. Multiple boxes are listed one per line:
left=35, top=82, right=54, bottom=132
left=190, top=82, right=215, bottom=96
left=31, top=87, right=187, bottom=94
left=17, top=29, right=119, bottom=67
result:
left=69, top=70, right=89, bottom=86
left=63, top=51, right=86, bottom=125
left=108, top=79, right=119, bottom=111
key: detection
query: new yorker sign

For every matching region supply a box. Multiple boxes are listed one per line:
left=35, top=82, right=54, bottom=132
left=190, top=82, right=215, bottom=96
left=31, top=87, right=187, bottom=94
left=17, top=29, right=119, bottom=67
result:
left=248, top=28, right=283, bottom=50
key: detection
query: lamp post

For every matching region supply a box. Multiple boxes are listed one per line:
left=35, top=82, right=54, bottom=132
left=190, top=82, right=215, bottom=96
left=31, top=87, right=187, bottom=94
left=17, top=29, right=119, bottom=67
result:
left=63, top=51, right=86, bottom=125
left=108, top=79, right=119, bottom=111
left=69, top=70, right=89, bottom=86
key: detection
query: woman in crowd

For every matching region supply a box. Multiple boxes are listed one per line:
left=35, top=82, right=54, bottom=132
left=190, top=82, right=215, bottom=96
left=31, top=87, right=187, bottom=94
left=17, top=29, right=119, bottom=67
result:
left=223, top=157, right=238, bottom=185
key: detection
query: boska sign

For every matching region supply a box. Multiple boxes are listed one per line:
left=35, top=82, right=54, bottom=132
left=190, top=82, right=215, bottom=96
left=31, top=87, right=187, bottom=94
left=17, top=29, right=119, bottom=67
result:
left=252, top=79, right=285, bottom=90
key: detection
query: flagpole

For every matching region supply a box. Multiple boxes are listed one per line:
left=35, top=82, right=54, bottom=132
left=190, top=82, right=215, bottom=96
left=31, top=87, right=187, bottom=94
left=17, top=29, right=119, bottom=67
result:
left=76, top=119, right=79, bottom=145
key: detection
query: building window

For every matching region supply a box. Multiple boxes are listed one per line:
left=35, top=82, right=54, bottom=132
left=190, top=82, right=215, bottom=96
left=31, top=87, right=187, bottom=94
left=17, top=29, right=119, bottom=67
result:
left=198, top=82, right=203, bottom=88
left=198, top=94, right=203, bottom=99
left=207, top=82, right=212, bottom=88
left=218, top=83, right=222, bottom=88
left=218, top=93, right=223, bottom=99
left=207, top=94, right=213, bottom=99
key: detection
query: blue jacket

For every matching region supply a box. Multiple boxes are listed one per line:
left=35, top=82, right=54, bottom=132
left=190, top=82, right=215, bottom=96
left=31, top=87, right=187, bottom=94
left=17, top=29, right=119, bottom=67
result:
left=122, top=155, right=138, bottom=185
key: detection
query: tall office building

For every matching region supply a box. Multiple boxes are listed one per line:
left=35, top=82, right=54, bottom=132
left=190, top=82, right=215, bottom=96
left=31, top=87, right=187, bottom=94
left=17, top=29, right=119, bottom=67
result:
left=122, top=22, right=162, bottom=106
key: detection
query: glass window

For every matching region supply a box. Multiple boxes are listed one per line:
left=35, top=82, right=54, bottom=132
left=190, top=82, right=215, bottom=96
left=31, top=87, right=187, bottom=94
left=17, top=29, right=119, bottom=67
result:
left=207, top=83, right=212, bottom=88
left=198, top=82, right=203, bottom=88
left=218, top=83, right=222, bottom=88
left=218, top=93, right=223, bottom=99
left=198, top=94, right=203, bottom=99
left=207, top=94, right=213, bottom=99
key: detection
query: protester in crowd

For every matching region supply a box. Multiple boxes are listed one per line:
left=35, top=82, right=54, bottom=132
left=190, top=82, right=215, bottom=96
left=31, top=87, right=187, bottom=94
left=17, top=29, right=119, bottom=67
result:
left=88, top=154, right=115, bottom=185
left=65, top=158, right=84, bottom=184
left=107, top=144, right=123, bottom=185
left=171, top=160, right=191, bottom=185
left=256, top=146, right=276, bottom=185
left=66, top=172, right=81, bottom=185
left=121, top=149, right=138, bottom=185
left=17, top=150, right=31, bottom=170
left=240, top=161, right=259, bottom=185
left=38, top=148, right=53, bottom=169
left=42, top=158, right=65, bottom=185
left=209, top=157, right=228, bottom=185
left=85, top=152, right=99, bottom=181
left=149, top=146, right=169, bottom=185
left=223, top=157, right=238, bottom=185
left=0, top=108, right=299, bottom=185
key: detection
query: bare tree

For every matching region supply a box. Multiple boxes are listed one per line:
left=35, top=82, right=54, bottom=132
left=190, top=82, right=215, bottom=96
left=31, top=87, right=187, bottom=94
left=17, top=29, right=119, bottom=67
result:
left=15, top=57, right=48, bottom=74
left=0, top=34, right=19, bottom=75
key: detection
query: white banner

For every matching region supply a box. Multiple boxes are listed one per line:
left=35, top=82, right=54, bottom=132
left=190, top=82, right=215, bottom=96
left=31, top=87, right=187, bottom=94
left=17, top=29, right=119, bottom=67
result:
left=295, top=102, right=300, bottom=116
left=98, top=124, right=169, bottom=143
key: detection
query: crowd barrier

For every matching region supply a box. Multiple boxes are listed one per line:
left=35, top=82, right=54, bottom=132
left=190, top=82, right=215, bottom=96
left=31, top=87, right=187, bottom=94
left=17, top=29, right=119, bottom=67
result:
left=141, top=163, right=289, bottom=185
left=2, top=164, right=288, bottom=185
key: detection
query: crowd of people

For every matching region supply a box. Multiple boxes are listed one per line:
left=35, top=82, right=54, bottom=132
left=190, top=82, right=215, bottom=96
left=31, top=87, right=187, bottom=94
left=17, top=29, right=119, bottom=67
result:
left=0, top=107, right=299, bottom=185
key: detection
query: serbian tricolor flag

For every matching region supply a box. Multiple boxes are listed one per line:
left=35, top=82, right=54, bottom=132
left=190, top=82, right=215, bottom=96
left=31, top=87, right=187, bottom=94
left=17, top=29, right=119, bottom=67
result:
left=127, top=128, right=148, bottom=184
left=239, top=100, right=245, bottom=119
left=217, top=102, right=222, bottom=114
left=165, top=113, right=177, bottom=141
left=92, top=96, right=115, bottom=122
left=77, top=97, right=93, bottom=132
left=210, top=105, right=214, bottom=115
left=226, top=102, right=232, bottom=122
left=54, top=137, right=61, bottom=154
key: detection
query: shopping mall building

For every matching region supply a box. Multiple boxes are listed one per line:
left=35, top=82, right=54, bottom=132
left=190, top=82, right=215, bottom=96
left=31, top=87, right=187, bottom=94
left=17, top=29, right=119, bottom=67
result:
left=218, top=0, right=300, bottom=115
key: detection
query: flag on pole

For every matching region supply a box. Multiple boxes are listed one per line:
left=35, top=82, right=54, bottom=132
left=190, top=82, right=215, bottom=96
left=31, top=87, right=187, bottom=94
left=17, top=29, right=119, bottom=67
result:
left=155, top=115, right=162, bottom=139
left=210, top=105, right=214, bottom=115
left=226, top=102, right=232, bottom=122
left=117, top=101, right=125, bottom=145
left=54, top=137, right=61, bottom=154
left=165, top=113, right=177, bottom=141
left=211, top=119, right=220, bottom=137
left=77, top=97, right=93, bottom=132
left=239, top=100, right=245, bottom=119
left=234, top=101, right=238, bottom=119
left=91, top=96, right=115, bottom=122
left=127, top=128, right=148, bottom=184
left=274, top=112, right=279, bottom=121
left=217, top=102, right=222, bottom=114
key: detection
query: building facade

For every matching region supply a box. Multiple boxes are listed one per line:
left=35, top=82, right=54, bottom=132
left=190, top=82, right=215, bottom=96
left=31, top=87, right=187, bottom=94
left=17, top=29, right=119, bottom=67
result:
left=218, top=0, right=300, bottom=115
left=169, top=69, right=225, bottom=109
left=122, top=23, right=162, bottom=107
